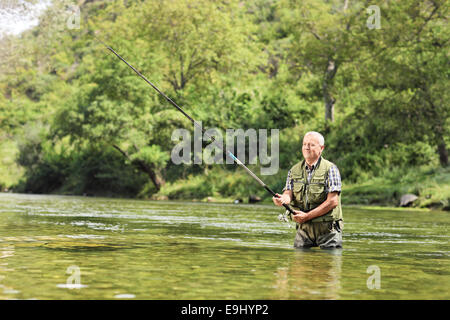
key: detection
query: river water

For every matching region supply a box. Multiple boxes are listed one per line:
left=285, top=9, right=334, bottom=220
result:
left=0, top=193, right=448, bottom=300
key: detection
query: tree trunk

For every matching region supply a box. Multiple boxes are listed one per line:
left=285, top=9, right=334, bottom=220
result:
left=134, top=159, right=165, bottom=192
left=424, top=95, right=448, bottom=167
left=323, top=90, right=335, bottom=122
left=112, top=144, right=165, bottom=192
left=437, top=139, right=448, bottom=167
left=323, top=59, right=338, bottom=122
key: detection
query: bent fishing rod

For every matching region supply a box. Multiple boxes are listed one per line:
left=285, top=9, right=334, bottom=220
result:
left=95, top=37, right=295, bottom=218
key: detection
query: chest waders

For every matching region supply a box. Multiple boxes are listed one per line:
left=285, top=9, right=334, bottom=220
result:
left=290, top=158, right=344, bottom=248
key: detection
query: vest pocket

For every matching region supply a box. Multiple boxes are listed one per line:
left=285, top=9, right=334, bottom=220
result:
left=309, top=182, right=324, bottom=193
left=292, top=182, right=305, bottom=208
left=308, top=182, right=326, bottom=204
left=293, top=182, right=303, bottom=193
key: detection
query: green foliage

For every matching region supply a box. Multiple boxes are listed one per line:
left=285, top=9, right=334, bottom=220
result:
left=16, top=135, right=148, bottom=197
left=157, top=166, right=287, bottom=202
left=129, top=145, right=170, bottom=171
left=0, top=0, right=448, bottom=205
left=60, top=146, right=148, bottom=197
left=343, top=165, right=450, bottom=210
left=158, top=174, right=213, bottom=200
left=0, top=139, right=24, bottom=189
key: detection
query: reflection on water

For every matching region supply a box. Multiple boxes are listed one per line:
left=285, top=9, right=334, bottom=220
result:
left=273, top=249, right=343, bottom=300
left=0, top=193, right=449, bottom=300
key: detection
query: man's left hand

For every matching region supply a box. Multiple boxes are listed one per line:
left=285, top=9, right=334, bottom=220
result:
left=292, top=210, right=309, bottom=224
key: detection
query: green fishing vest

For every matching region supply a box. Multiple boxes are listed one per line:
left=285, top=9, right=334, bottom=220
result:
left=290, top=157, right=343, bottom=222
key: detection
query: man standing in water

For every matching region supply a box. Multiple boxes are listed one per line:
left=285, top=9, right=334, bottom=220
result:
left=273, top=131, right=343, bottom=249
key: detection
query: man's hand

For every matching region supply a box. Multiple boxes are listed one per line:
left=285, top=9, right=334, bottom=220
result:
left=272, top=192, right=292, bottom=207
left=292, top=210, right=309, bottom=224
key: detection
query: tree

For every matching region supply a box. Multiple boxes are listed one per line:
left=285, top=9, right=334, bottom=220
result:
left=353, top=0, right=449, bottom=166
left=276, top=0, right=372, bottom=124
left=52, top=0, right=261, bottom=192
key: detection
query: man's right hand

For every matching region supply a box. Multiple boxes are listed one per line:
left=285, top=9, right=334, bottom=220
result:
left=272, top=193, right=292, bottom=206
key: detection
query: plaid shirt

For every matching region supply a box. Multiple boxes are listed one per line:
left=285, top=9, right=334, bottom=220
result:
left=283, top=158, right=342, bottom=194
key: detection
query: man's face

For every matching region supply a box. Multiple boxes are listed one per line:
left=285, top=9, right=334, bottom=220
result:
left=302, top=134, right=324, bottom=164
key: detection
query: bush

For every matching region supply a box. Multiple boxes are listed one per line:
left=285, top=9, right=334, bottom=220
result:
left=15, top=135, right=148, bottom=197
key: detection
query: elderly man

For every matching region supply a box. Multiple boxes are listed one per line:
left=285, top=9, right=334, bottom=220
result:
left=273, top=131, right=343, bottom=249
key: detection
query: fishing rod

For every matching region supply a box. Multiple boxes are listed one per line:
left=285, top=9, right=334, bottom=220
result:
left=95, top=36, right=295, bottom=219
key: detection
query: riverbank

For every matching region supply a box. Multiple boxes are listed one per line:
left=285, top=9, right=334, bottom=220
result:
left=151, top=165, right=450, bottom=211
left=341, top=165, right=450, bottom=211
left=2, top=155, right=449, bottom=211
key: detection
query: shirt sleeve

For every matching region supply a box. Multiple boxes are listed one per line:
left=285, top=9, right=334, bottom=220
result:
left=282, top=170, right=293, bottom=192
left=326, top=165, right=342, bottom=194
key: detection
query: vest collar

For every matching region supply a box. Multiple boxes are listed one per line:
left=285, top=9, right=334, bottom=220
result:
left=304, top=156, right=322, bottom=171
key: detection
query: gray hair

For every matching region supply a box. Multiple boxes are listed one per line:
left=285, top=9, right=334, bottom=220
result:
left=304, top=131, right=325, bottom=146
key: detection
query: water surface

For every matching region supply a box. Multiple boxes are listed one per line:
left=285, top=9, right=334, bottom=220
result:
left=0, top=193, right=448, bottom=299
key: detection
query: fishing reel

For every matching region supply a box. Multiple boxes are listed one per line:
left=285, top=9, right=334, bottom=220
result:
left=278, top=210, right=294, bottom=228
